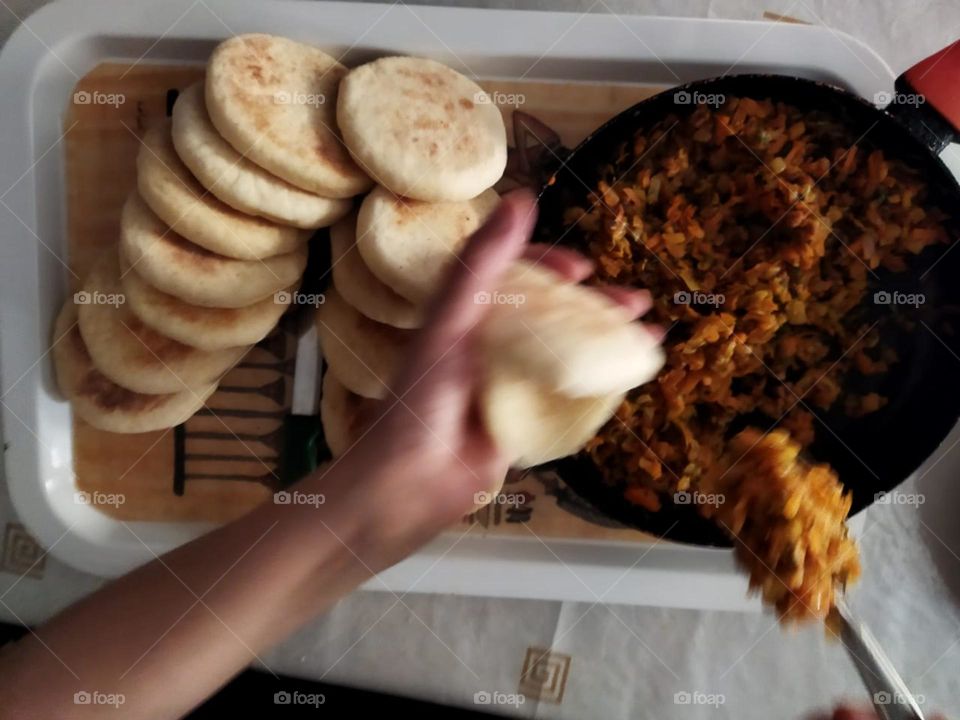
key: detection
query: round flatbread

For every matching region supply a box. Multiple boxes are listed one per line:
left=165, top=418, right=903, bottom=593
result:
left=320, top=369, right=375, bottom=457
left=172, top=82, right=352, bottom=230
left=481, top=361, right=624, bottom=468
left=53, top=301, right=215, bottom=433
left=122, top=264, right=294, bottom=351
left=316, top=287, right=410, bottom=399
left=77, top=252, right=249, bottom=394
left=205, top=34, right=371, bottom=198
left=337, top=56, right=507, bottom=201
left=357, top=185, right=499, bottom=304
left=119, top=192, right=308, bottom=308
left=480, top=262, right=665, bottom=397
left=137, top=122, right=308, bottom=259
left=330, top=213, right=423, bottom=329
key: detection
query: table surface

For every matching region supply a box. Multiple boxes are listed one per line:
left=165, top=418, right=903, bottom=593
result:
left=2, top=1, right=960, bottom=718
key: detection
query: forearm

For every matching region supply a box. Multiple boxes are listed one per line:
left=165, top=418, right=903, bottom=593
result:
left=0, top=458, right=398, bottom=719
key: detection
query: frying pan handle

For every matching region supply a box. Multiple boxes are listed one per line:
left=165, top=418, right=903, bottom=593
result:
left=891, top=40, right=960, bottom=154
left=507, top=110, right=575, bottom=191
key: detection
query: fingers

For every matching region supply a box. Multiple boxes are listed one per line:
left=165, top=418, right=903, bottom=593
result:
left=522, top=244, right=593, bottom=282
left=831, top=707, right=880, bottom=720
left=806, top=705, right=879, bottom=720
left=595, top=287, right=652, bottom=318
left=522, top=245, right=653, bottom=319
left=399, top=185, right=657, bottom=394
left=414, top=188, right=538, bottom=362
left=644, top=322, right=668, bottom=343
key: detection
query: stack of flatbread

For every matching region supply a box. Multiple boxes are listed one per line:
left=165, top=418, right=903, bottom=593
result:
left=54, top=33, right=665, bottom=482
left=320, top=254, right=665, bottom=472
left=54, top=34, right=368, bottom=433
left=316, top=54, right=506, bottom=454
left=314, top=54, right=665, bottom=475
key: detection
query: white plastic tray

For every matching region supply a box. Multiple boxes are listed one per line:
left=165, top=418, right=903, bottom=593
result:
left=0, top=0, right=889, bottom=608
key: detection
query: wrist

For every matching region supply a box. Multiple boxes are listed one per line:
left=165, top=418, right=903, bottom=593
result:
left=278, top=454, right=408, bottom=574
left=293, top=450, right=473, bottom=571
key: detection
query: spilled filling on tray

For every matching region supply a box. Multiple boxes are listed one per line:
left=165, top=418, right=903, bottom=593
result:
left=565, top=96, right=949, bottom=622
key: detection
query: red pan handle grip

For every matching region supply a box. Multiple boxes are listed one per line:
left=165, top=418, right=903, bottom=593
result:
left=902, top=41, right=960, bottom=134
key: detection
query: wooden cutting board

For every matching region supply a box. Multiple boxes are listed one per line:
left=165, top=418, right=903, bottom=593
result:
left=65, top=61, right=664, bottom=540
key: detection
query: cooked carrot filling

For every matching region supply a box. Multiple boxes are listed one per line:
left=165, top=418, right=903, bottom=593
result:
left=700, top=429, right=860, bottom=622
left=566, top=96, right=948, bottom=621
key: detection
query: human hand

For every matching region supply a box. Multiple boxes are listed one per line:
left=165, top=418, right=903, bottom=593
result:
left=807, top=703, right=948, bottom=720
left=0, top=190, right=654, bottom=720
left=308, top=188, right=656, bottom=565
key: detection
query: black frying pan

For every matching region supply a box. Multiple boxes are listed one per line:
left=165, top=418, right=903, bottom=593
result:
left=534, top=42, right=960, bottom=546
